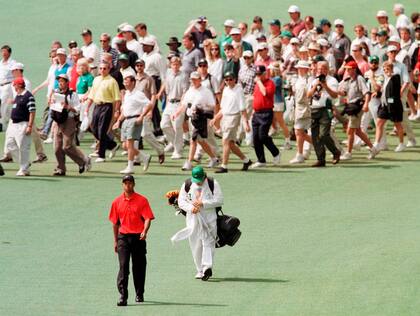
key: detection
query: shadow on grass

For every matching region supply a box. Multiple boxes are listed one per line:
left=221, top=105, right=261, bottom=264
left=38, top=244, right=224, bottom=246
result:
left=130, top=301, right=227, bottom=307
left=208, top=277, right=289, bottom=283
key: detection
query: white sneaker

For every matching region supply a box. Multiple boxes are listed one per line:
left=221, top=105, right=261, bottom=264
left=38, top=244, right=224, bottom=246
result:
left=90, top=141, right=97, bottom=149
left=273, top=154, right=281, bottom=165
left=282, top=142, right=292, bottom=150
left=195, top=272, right=204, bottom=279
left=89, top=152, right=99, bottom=158
left=250, top=161, right=266, bottom=169
left=164, top=144, right=174, bottom=153
left=120, top=166, right=135, bottom=174
left=16, top=169, right=30, bottom=176
left=84, top=157, right=92, bottom=172
left=367, top=146, right=379, bottom=160
left=143, top=154, right=152, bottom=171
left=109, top=144, right=120, bottom=159
left=207, top=158, right=219, bottom=168
left=171, top=152, right=182, bottom=159
left=121, top=151, right=128, bottom=156
left=302, top=149, right=311, bottom=160
left=377, top=143, right=389, bottom=151
left=95, top=157, right=105, bottom=163
left=341, top=139, right=349, bottom=145
left=43, top=137, right=53, bottom=144
left=394, top=143, right=406, bottom=152
left=414, top=112, right=420, bottom=121
left=289, top=154, right=305, bottom=164
left=352, top=143, right=361, bottom=151
left=182, top=160, right=193, bottom=171
left=340, top=152, right=352, bottom=160
left=408, top=113, right=417, bottom=121
left=407, top=139, right=416, bottom=148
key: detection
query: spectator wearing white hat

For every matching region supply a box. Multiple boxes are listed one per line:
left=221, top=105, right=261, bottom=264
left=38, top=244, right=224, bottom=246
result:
left=331, top=19, right=351, bottom=70
left=287, top=5, right=305, bottom=37
left=230, top=28, right=253, bottom=53
left=121, top=24, right=143, bottom=58
left=393, top=3, right=410, bottom=30
left=255, top=43, right=272, bottom=69
left=219, top=19, right=235, bottom=59
left=290, top=60, right=312, bottom=164
left=81, top=29, right=100, bottom=75
left=298, top=46, right=309, bottom=61
left=376, top=10, right=399, bottom=38
left=318, top=38, right=336, bottom=75
left=352, top=24, right=373, bottom=56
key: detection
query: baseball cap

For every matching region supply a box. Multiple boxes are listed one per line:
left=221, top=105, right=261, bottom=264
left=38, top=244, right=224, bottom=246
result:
left=317, top=38, right=329, bottom=47
left=256, top=34, right=267, bottom=41
left=190, top=71, right=201, bottom=79
left=344, top=61, right=358, bottom=69
left=377, top=30, right=388, bottom=36
left=56, top=48, right=67, bottom=55
left=122, top=174, right=135, bottom=183
left=114, top=37, right=126, bottom=45
left=387, top=45, right=398, bottom=52
left=197, top=16, right=207, bottom=22
left=197, top=58, right=208, bottom=66
left=288, top=5, right=300, bottom=13
left=281, top=30, right=293, bottom=38
left=11, top=62, right=24, bottom=71
left=334, top=19, right=344, bottom=26
left=118, top=53, right=129, bottom=61
left=121, top=24, right=135, bottom=33
left=388, top=36, right=400, bottom=43
left=351, top=44, right=361, bottom=51
left=56, top=74, right=69, bottom=81
left=141, top=37, right=156, bottom=46
left=242, top=50, right=253, bottom=58
left=224, top=19, right=235, bottom=27
left=269, top=19, right=281, bottom=27
left=308, top=42, right=320, bottom=51
left=81, top=29, right=92, bottom=36
left=257, top=42, right=268, bottom=50
left=255, top=65, right=266, bottom=74
left=68, top=40, right=77, bottom=47
left=135, top=58, right=145, bottom=65
left=296, top=60, right=311, bottom=69
left=319, top=18, right=331, bottom=26
left=122, top=68, right=136, bottom=79
left=12, top=77, right=25, bottom=86
left=223, top=71, right=235, bottom=78
left=368, top=55, right=380, bottom=63
left=313, top=55, right=326, bottom=62
left=377, top=10, right=388, bottom=17
left=229, top=28, right=241, bottom=35
left=290, top=38, right=300, bottom=44
left=191, top=166, right=206, bottom=183
left=118, top=22, right=129, bottom=32
left=299, top=46, right=308, bottom=53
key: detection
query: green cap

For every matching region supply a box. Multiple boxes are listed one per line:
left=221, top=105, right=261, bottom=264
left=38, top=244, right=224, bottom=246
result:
left=281, top=30, right=293, bottom=38
left=313, top=55, right=326, bottom=62
left=269, top=19, right=281, bottom=27
left=369, top=55, right=379, bottom=63
left=118, top=53, right=129, bottom=61
left=377, top=30, right=388, bottom=37
left=191, top=166, right=206, bottom=183
left=319, top=18, right=331, bottom=26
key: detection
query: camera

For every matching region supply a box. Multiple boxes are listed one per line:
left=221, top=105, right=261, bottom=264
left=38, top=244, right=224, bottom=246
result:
left=317, top=74, right=326, bottom=82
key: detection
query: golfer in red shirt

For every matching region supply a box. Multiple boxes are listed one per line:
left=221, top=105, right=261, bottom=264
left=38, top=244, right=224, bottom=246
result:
left=109, top=175, right=155, bottom=306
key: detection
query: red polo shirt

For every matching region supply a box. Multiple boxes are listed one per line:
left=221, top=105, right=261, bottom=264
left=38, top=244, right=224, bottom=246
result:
left=253, top=78, right=276, bottom=111
left=109, top=192, right=155, bottom=234
left=69, top=65, right=79, bottom=91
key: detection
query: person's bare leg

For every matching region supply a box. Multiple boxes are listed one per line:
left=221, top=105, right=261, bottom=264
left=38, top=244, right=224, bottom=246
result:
left=197, top=140, right=215, bottom=158
left=188, top=140, right=197, bottom=162
left=375, top=119, right=386, bottom=145
left=274, top=112, right=290, bottom=138
left=395, top=122, right=404, bottom=143
left=221, top=139, right=231, bottom=165
left=229, top=140, right=246, bottom=160
left=355, top=128, right=373, bottom=148
left=347, top=128, right=355, bottom=153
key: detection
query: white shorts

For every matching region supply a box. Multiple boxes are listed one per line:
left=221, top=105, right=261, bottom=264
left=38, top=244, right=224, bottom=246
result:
left=273, top=102, right=285, bottom=112
left=294, top=117, right=311, bottom=130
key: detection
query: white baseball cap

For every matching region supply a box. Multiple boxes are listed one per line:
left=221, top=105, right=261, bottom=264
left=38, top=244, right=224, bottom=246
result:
left=296, top=60, right=310, bottom=69
left=334, top=19, right=344, bottom=26
left=141, top=36, right=156, bottom=46
left=388, top=36, right=401, bottom=43
left=257, top=42, right=268, bottom=50
left=317, top=38, right=329, bottom=47
left=229, top=28, right=241, bottom=35
left=376, top=10, right=388, bottom=17
left=121, top=24, right=135, bottom=33
left=290, top=37, right=300, bottom=44
left=308, top=42, right=320, bottom=51
left=122, top=68, right=136, bottom=79
left=387, top=45, right=398, bottom=52
left=242, top=50, right=253, bottom=58
left=11, top=62, right=24, bottom=71
left=56, top=48, right=67, bottom=55
left=224, top=19, right=235, bottom=27
left=118, top=22, right=129, bottom=31
left=190, top=71, right=201, bottom=79
left=299, top=46, right=308, bottom=53
left=288, top=5, right=300, bottom=13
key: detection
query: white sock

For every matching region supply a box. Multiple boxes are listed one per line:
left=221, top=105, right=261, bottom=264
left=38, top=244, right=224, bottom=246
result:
left=285, top=137, right=290, bottom=143
left=242, top=157, right=250, bottom=163
left=221, top=164, right=228, bottom=169
left=128, top=160, right=134, bottom=169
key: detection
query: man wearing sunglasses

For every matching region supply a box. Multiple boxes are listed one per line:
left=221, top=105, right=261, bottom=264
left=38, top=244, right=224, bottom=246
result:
left=331, top=19, right=351, bottom=71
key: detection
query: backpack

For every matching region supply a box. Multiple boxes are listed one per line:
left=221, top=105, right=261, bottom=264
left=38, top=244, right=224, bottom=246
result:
left=184, top=177, right=241, bottom=248
left=51, top=90, right=73, bottom=124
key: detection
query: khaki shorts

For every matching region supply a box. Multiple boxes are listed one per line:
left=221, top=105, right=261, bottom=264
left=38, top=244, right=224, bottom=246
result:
left=121, top=117, right=142, bottom=141
left=348, top=111, right=363, bottom=129
left=273, top=102, right=285, bottom=112
left=294, top=117, right=311, bottom=130
left=221, top=113, right=241, bottom=141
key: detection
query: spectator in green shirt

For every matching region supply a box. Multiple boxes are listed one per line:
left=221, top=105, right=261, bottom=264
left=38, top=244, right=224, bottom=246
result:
left=219, top=19, right=235, bottom=59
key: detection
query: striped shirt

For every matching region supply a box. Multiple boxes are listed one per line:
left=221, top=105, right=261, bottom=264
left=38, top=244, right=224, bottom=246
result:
left=11, top=90, right=35, bottom=123
left=238, top=64, right=256, bottom=95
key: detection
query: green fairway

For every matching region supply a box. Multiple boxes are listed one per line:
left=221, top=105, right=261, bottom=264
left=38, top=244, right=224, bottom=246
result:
left=1, top=0, right=420, bottom=315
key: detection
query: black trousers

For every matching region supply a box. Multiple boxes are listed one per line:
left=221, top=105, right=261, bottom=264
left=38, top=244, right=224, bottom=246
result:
left=311, top=107, right=340, bottom=163
left=151, top=76, right=163, bottom=136
left=91, top=103, right=117, bottom=158
left=252, top=110, right=279, bottom=163
left=117, top=233, right=147, bottom=299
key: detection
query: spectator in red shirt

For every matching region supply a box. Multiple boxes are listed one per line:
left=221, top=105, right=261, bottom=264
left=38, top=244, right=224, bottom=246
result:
left=69, top=48, right=82, bottom=91
left=288, top=5, right=305, bottom=37
left=251, top=65, right=280, bottom=168
left=109, top=175, right=155, bottom=306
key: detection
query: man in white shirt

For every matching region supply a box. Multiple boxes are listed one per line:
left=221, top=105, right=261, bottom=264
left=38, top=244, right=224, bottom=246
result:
left=81, top=29, right=100, bottom=75
left=121, top=24, right=143, bottom=58
left=352, top=24, right=373, bottom=56
left=0, top=45, right=16, bottom=130
left=210, top=72, right=252, bottom=173
left=174, top=72, right=219, bottom=170
left=393, top=4, right=410, bottom=29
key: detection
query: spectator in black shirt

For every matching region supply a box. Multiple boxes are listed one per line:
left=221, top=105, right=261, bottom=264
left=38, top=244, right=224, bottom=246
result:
left=184, top=16, right=215, bottom=52
left=115, top=38, right=138, bottom=69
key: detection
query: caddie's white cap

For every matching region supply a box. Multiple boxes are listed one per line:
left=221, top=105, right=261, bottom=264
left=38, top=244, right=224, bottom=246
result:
left=387, top=45, right=398, bottom=52
left=11, top=62, right=24, bottom=71
left=388, top=35, right=401, bottom=43
left=288, top=5, right=300, bottom=13
left=224, top=19, right=235, bottom=27
left=229, top=28, right=241, bottom=35
left=56, top=48, right=67, bottom=55
left=141, top=36, right=156, bottom=46
left=242, top=50, right=253, bottom=58
left=334, top=19, right=344, bottom=26
left=121, top=24, right=135, bottom=33
left=376, top=10, right=388, bottom=17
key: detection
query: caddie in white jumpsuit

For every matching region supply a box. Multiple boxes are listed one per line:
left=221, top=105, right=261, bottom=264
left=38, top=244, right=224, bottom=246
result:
left=171, top=166, right=223, bottom=281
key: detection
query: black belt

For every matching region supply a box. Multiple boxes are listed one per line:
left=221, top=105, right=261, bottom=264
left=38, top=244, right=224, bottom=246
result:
left=169, top=99, right=181, bottom=103
left=96, top=102, right=112, bottom=106
left=125, top=115, right=140, bottom=119
left=254, top=109, right=273, bottom=113
left=0, top=81, right=11, bottom=86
